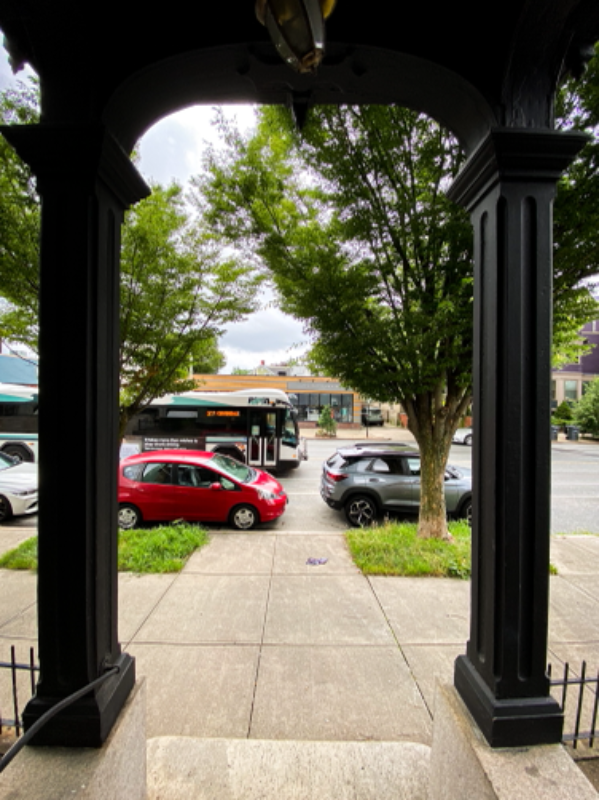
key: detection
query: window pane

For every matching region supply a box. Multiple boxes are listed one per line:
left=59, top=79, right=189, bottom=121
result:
left=141, top=463, right=173, bottom=484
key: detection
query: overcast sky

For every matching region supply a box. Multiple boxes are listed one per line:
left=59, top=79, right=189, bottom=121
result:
left=0, top=44, right=309, bottom=372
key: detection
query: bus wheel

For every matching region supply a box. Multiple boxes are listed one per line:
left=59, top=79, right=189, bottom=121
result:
left=0, top=494, right=13, bottom=523
left=3, top=445, right=30, bottom=463
left=229, top=504, right=258, bottom=530
left=118, top=504, right=141, bottom=530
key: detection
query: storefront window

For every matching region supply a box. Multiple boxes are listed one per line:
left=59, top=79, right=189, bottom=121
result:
left=294, top=393, right=353, bottom=423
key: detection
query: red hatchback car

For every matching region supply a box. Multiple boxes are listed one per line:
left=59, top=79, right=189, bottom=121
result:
left=118, top=450, right=288, bottom=530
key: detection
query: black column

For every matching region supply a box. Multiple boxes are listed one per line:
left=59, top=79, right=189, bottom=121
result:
left=1, top=124, right=149, bottom=746
left=448, top=129, right=587, bottom=747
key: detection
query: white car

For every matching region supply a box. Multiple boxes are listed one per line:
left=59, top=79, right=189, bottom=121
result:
left=0, top=451, right=38, bottom=522
left=452, top=427, right=473, bottom=446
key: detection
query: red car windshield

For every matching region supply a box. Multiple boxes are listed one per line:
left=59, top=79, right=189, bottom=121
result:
left=211, top=454, right=255, bottom=484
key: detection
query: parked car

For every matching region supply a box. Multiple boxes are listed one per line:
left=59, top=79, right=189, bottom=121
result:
left=452, top=427, right=473, bottom=446
left=320, top=446, right=471, bottom=527
left=361, top=407, right=384, bottom=427
left=118, top=450, right=288, bottom=530
left=0, top=451, right=38, bottom=522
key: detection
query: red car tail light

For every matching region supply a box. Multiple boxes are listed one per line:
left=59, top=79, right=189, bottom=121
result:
left=326, top=470, right=347, bottom=482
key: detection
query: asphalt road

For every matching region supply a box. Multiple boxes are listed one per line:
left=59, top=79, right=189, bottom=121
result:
left=274, top=437, right=599, bottom=535
left=1, top=437, right=597, bottom=535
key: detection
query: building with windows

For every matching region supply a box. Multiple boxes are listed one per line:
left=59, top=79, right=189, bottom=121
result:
left=193, top=371, right=362, bottom=427
left=552, top=321, right=599, bottom=408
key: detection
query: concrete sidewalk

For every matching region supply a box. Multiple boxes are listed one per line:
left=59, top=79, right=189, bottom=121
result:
left=1, top=528, right=599, bottom=747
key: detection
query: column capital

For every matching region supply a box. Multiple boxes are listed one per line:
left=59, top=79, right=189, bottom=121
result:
left=448, top=128, right=588, bottom=210
left=0, top=123, right=150, bottom=208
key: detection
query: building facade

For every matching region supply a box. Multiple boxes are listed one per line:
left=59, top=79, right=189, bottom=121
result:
left=552, top=321, right=599, bottom=408
left=193, top=373, right=363, bottom=428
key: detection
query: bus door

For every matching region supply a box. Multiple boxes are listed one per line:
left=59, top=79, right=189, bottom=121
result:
left=248, top=409, right=278, bottom=468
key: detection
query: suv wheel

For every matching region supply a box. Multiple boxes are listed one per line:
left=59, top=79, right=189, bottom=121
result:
left=345, top=495, right=378, bottom=528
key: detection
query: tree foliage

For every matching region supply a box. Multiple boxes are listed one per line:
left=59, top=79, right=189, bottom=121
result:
left=573, top=379, right=599, bottom=437
left=553, top=43, right=599, bottom=365
left=198, top=70, right=599, bottom=537
left=0, top=80, right=40, bottom=350
left=0, top=81, right=263, bottom=437
left=197, top=105, right=473, bottom=539
left=317, top=404, right=337, bottom=437
left=118, top=182, right=261, bottom=436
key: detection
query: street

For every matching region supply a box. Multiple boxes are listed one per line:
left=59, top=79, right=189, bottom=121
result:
left=273, top=436, right=599, bottom=535
left=0, top=435, right=597, bottom=538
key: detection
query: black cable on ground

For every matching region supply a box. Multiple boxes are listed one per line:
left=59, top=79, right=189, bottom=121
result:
left=0, top=666, right=120, bottom=774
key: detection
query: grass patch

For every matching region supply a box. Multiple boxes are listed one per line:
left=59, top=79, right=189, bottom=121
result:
left=346, top=520, right=471, bottom=578
left=118, top=521, right=208, bottom=573
left=0, top=521, right=209, bottom=574
left=0, top=536, right=38, bottom=570
left=346, top=521, right=562, bottom=578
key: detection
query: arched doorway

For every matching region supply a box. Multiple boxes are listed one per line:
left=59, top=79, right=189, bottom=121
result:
left=0, top=3, right=596, bottom=750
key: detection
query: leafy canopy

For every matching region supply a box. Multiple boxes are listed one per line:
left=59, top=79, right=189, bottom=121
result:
left=197, top=104, right=473, bottom=539
left=0, top=81, right=264, bottom=436
left=553, top=43, right=599, bottom=365
left=118, top=181, right=261, bottom=434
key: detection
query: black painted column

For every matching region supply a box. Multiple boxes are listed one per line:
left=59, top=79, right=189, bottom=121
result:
left=448, top=129, right=587, bottom=747
left=1, top=124, right=149, bottom=746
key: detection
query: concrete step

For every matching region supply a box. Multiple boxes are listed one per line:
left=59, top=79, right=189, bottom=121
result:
left=147, top=737, right=430, bottom=800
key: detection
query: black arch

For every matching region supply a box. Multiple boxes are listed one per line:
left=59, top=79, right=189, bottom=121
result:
left=103, top=43, right=498, bottom=156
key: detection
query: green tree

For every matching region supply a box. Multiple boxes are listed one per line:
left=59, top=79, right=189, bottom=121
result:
left=198, top=85, right=599, bottom=539
left=317, top=404, right=337, bottom=437
left=553, top=43, right=599, bottom=365
left=197, top=105, right=473, bottom=539
left=552, top=400, right=573, bottom=427
left=0, top=80, right=40, bottom=350
left=0, top=81, right=261, bottom=438
left=118, top=182, right=260, bottom=438
left=573, top=379, right=599, bottom=437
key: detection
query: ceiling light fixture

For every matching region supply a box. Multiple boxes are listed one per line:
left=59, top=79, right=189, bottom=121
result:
left=255, top=0, right=337, bottom=74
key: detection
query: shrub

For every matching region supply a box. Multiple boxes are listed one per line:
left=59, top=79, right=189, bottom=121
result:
left=317, top=404, right=337, bottom=436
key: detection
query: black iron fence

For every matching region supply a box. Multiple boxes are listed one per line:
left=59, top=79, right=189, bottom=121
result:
left=549, top=661, right=599, bottom=749
left=1, top=647, right=598, bottom=750
left=0, top=646, right=38, bottom=743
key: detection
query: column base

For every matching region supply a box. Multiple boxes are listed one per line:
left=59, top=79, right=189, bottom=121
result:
left=0, top=678, right=145, bottom=800
left=430, top=682, right=597, bottom=800
left=23, top=652, right=135, bottom=747
left=454, top=655, right=563, bottom=747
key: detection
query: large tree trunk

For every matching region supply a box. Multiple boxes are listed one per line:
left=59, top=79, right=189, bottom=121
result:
left=417, top=433, right=452, bottom=539
left=404, top=379, right=471, bottom=540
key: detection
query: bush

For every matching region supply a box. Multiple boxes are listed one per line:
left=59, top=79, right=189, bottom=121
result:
left=317, top=404, right=337, bottom=436
left=553, top=400, right=574, bottom=427
left=574, top=378, right=599, bottom=437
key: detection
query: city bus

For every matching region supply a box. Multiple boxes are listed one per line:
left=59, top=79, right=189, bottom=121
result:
left=0, top=383, right=39, bottom=462
left=124, top=388, right=308, bottom=471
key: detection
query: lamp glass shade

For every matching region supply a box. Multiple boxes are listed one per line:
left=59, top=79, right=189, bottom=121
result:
left=264, top=0, right=326, bottom=73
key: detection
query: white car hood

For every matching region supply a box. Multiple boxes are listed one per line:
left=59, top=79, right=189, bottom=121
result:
left=0, top=463, right=38, bottom=491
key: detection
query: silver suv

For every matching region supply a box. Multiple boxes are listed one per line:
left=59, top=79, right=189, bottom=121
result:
left=320, top=446, right=472, bottom=527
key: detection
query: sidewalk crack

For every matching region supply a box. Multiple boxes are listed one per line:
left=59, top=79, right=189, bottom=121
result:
left=246, top=533, right=277, bottom=738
